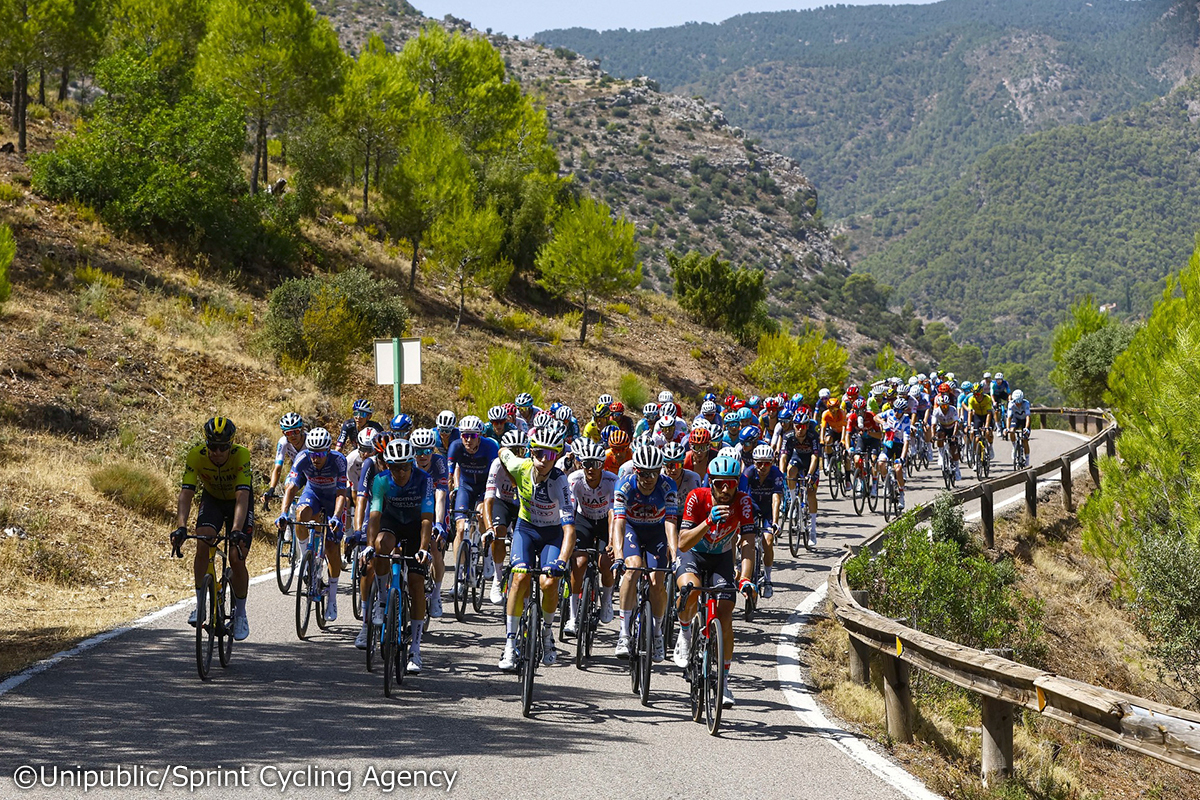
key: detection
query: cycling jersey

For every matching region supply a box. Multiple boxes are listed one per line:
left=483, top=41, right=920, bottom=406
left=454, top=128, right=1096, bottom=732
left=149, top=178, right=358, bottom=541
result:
left=611, top=414, right=634, bottom=436
left=1008, top=399, right=1031, bottom=422
left=613, top=473, right=678, bottom=526
left=848, top=411, right=882, bottom=437
left=682, top=488, right=755, bottom=555
left=785, top=421, right=822, bottom=460
left=482, top=421, right=514, bottom=445
left=604, top=447, right=632, bottom=473
left=447, top=437, right=500, bottom=492
left=911, top=392, right=931, bottom=414
left=683, top=450, right=710, bottom=474
left=358, top=455, right=383, bottom=497
left=867, top=396, right=883, bottom=414
left=878, top=409, right=911, bottom=446
left=370, top=467, right=435, bottom=525
left=967, top=395, right=994, bottom=417
left=287, top=450, right=349, bottom=500
left=567, top=468, right=618, bottom=521
left=668, top=468, right=702, bottom=500
left=346, top=449, right=369, bottom=497
left=485, top=457, right=518, bottom=505
left=436, top=429, right=460, bottom=457
left=274, top=435, right=299, bottom=468
left=821, top=408, right=846, bottom=435
left=991, top=380, right=1011, bottom=402
left=932, top=406, right=960, bottom=428
left=335, top=418, right=383, bottom=450
left=420, top=453, right=449, bottom=493
left=181, top=444, right=253, bottom=501
left=498, top=449, right=574, bottom=527
left=743, top=464, right=786, bottom=519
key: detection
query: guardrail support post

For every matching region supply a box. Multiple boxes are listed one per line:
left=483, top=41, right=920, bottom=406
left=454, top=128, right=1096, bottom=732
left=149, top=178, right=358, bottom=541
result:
left=981, top=648, right=1015, bottom=786
left=1024, top=470, right=1037, bottom=519
left=1068, top=414, right=1076, bottom=432
left=1060, top=455, right=1074, bottom=512
left=882, top=651, right=913, bottom=743
left=981, top=484, right=995, bottom=548
left=1039, top=412, right=1046, bottom=429
left=848, top=592, right=873, bottom=686
left=1088, top=442, right=1100, bottom=485
left=1105, top=429, right=1116, bottom=458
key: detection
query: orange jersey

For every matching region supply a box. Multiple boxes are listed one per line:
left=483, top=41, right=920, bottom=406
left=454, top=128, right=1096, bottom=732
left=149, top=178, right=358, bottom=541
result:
left=821, top=407, right=847, bottom=434
left=604, top=448, right=632, bottom=473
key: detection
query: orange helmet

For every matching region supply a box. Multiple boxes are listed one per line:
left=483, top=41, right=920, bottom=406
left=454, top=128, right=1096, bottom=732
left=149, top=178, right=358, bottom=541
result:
left=608, top=429, right=631, bottom=449
left=689, top=427, right=712, bottom=448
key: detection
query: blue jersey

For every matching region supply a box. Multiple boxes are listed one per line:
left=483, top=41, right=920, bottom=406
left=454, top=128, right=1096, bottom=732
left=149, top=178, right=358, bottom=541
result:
left=614, top=473, right=678, bottom=526
left=437, top=429, right=460, bottom=457
left=287, top=450, right=348, bottom=500
left=991, top=380, right=1011, bottom=400
left=358, top=456, right=382, bottom=498
left=335, top=418, right=383, bottom=450
left=447, top=437, right=500, bottom=491
left=423, top=453, right=450, bottom=492
left=1008, top=398, right=1031, bottom=421
left=370, top=468, right=435, bottom=525
left=743, top=464, right=786, bottom=518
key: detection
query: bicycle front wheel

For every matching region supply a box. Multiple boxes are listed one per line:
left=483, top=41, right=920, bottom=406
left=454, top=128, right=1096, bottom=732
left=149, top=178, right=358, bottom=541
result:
left=217, top=569, right=234, bottom=668
left=629, top=602, right=643, bottom=696
left=295, top=554, right=312, bottom=640
left=638, top=597, right=653, bottom=706
left=520, top=584, right=541, bottom=718
left=383, top=588, right=399, bottom=697
left=196, top=574, right=215, bottom=680
left=576, top=571, right=595, bottom=669
left=664, top=579, right=678, bottom=652
left=471, top=541, right=487, bottom=613
left=275, top=526, right=295, bottom=594
left=788, top=500, right=801, bottom=558
left=689, top=615, right=704, bottom=723
left=454, top=542, right=470, bottom=622
left=852, top=468, right=866, bottom=516
left=365, top=579, right=379, bottom=672
left=867, top=475, right=879, bottom=513
left=704, top=618, right=725, bottom=736
left=351, top=546, right=363, bottom=621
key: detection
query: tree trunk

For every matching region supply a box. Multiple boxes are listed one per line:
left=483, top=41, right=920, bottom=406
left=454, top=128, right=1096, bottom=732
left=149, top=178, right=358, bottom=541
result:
left=373, top=148, right=381, bottom=189
left=17, top=68, right=27, bottom=154
left=409, top=234, right=421, bottom=290
left=455, top=266, right=466, bottom=331
left=280, top=135, right=287, bottom=167
left=11, top=70, right=19, bottom=130
left=58, top=63, right=69, bottom=102
left=250, top=126, right=262, bottom=195
left=259, top=117, right=269, bottom=187
left=580, top=291, right=589, bottom=343
left=362, top=140, right=370, bottom=213
left=38, top=68, right=44, bottom=106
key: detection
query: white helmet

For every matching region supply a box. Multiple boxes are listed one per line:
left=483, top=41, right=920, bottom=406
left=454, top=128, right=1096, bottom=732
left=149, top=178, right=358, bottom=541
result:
left=1012, top=389, right=1024, bottom=402
left=410, top=428, right=437, bottom=449
left=818, top=388, right=831, bottom=399
left=983, top=372, right=992, bottom=379
left=655, top=414, right=677, bottom=431
left=662, top=441, right=686, bottom=463
left=529, top=421, right=566, bottom=451
left=657, top=390, right=674, bottom=404
left=660, top=401, right=679, bottom=417
left=357, top=428, right=378, bottom=449
left=946, top=372, right=956, bottom=381
left=459, top=415, right=483, bottom=434
left=631, top=443, right=664, bottom=470
left=908, top=376, right=919, bottom=386
left=280, top=412, right=304, bottom=431
left=642, top=402, right=660, bottom=418
left=907, top=385, right=922, bottom=398
left=700, top=400, right=717, bottom=416
left=435, top=410, right=456, bottom=430
left=575, top=438, right=606, bottom=462
left=487, top=405, right=506, bottom=422
left=383, top=438, right=414, bottom=465
left=717, top=446, right=739, bottom=459
left=995, top=372, right=1004, bottom=381
left=532, top=410, right=554, bottom=429
left=306, top=428, right=332, bottom=451
left=752, top=443, right=774, bottom=462
left=500, top=429, right=528, bottom=450
left=597, top=393, right=614, bottom=405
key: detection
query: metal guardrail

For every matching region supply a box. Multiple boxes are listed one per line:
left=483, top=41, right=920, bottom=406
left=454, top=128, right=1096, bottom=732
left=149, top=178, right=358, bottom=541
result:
left=827, top=407, right=1200, bottom=785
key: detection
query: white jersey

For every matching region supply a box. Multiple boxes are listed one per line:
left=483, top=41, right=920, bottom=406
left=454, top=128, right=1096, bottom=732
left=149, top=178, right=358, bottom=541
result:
left=669, top=468, right=702, bottom=500
left=931, top=406, right=959, bottom=427
left=567, top=468, right=618, bottom=521
left=485, top=457, right=518, bottom=504
left=274, top=435, right=299, bottom=469
left=617, top=460, right=637, bottom=479
left=345, top=449, right=368, bottom=496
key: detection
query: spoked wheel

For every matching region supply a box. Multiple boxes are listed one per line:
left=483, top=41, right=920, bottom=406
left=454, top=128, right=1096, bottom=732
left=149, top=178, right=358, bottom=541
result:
left=883, top=478, right=895, bottom=523
left=664, top=579, right=678, bottom=653
left=365, top=580, right=379, bottom=672
left=398, top=583, right=410, bottom=687
left=351, top=546, right=363, bottom=621
left=944, top=465, right=954, bottom=490
left=704, top=618, right=726, bottom=736
left=196, top=574, right=215, bottom=680
left=217, top=569, right=234, bottom=668
left=295, top=553, right=313, bottom=640
left=275, top=525, right=296, bottom=593
left=576, top=572, right=595, bottom=669
left=852, top=468, right=866, bottom=516
left=688, top=614, right=704, bottom=723
left=638, top=597, right=653, bottom=706
left=520, top=583, right=542, bottom=718
left=788, top=500, right=801, bottom=558
left=314, top=555, right=329, bottom=632
left=453, top=542, right=470, bottom=622
left=827, top=461, right=840, bottom=500
left=867, top=475, right=879, bottom=513
left=558, top=575, right=571, bottom=641
left=471, top=541, right=487, bottom=613
left=383, top=588, right=400, bottom=697
left=629, top=604, right=643, bottom=696
left=744, top=541, right=761, bottom=623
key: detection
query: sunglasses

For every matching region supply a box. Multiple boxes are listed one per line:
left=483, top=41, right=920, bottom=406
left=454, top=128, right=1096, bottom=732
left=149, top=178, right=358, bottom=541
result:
left=636, top=468, right=660, bottom=478
left=391, top=462, right=413, bottom=471
left=460, top=433, right=479, bottom=441
left=207, top=442, right=232, bottom=453
left=582, top=459, right=604, bottom=469
left=311, top=449, right=329, bottom=457
left=414, top=448, right=434, bottom=456
left=534, top=448, right=560, bottom=461
left=711, top=479, right=738, bottom=492
left=353, top=411, right=371, bottom=418
left=754, top=460, right=774, bottom=468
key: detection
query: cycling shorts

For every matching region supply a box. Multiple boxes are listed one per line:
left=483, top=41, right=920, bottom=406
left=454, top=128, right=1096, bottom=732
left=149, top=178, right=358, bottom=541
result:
left=489, top=499, right=519, bottom=531
left=453, top=484, right=486, bottom=521
left=574, top=514, right=609, bottom=552
left=856, top=435, right=882, bottom=457
left=511, top=518, right=563, bottom=571
left=378, top=516, right=429, bottom=576
left=935, top=424, right=956, bottom=440
left=296, top=486, right=338, bottom=519
left=623, top=522, right=669, bottom=569
left=882, top=440, right=904, bottom=461
left=789, top=449, right=817, bottom=468
left=970, top=415, right=989, bottom=431
left=196, top=493, right=255, bottom=539
left=1008, top=416, right=1029, bottom=430
left=675, top=549, right=736, bottom=602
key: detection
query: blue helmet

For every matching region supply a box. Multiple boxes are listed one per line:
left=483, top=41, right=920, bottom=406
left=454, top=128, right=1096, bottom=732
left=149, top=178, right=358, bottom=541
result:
left=791, top=392, right=804, bottom=404
left=746, top=395, right=762, bottom=409
left=352, top=398, right=373, bottom=416
left=737, top=407, right=754, bottom=423
left=778, top=408, right=793, bottom=422
left=549, top=401, right=563, bottom=414
left=704, top=392, right=718, bottom=403
left=708, top=455, right=742, bottom=479
left=738, top=425, right=762, bottom=445
left=390, top=413, right=412, bottom=433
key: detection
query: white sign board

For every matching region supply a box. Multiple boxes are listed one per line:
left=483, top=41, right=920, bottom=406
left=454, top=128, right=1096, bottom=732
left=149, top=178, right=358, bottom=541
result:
left=374, top=338, right=422, bottom=385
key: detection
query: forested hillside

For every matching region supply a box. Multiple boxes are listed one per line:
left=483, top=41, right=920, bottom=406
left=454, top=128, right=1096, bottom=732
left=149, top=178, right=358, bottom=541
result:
left=538, top=0, right=1200, bottom=229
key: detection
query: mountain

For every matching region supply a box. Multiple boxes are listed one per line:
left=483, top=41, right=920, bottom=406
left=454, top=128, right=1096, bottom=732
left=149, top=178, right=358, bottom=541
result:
left=537, top=0, right=1200, bottom=231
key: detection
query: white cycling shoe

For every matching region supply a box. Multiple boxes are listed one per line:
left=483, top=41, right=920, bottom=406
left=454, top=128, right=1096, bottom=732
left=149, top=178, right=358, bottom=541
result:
left=430, top=594, right=444, bottom=619
left=615, top=636, right=631, bottom=660
left=498, top=639, right=518, bottom=671
left=407, top=652, right=422, bottom=674
left=372, top=599, right=385, bottom=626
left=673, top=635, right=691, bottom=668
left=325, top=592, right=338, bottom=622
left=722, top=683, right=736, bottom=708
left=232, top=611, right=249, bottom=641
left=483, top=559, right=496, bottom=579
left=600, top=598, right=614, bottom=624
left=489, top=580, right=504, bottom=606
left=652, top=634, right=665, bottom=663
left=563, top=616, right=578, bottom=637
left=354, top=623, right=369, bottom=650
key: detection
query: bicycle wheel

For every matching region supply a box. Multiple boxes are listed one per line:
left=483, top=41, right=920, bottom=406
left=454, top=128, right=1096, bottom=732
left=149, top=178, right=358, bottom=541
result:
left=867, top=474, right=879, bottom=513
left=365, top=579, right=379, bottom=672
left=558, top=575, right=571, bottom=641
left=471, top=539, right=487, bottom=613
left=851, top=467, right=866, bottom=516
left=584, top=573, right=599, bottom=660
left=704, top=617, right=725, bottom=736
left=664, top=579, right=678, bottom=652
left=744, top=544, right=760, bottom=623
left=638, top=596, right=653, bottom=706
left=576, top=571, right=595, bottom=669
left=520, top=583, right=541, bottom=718
left=295, top=552, right=312, bottom=640
left=788, top=506, right=801, bottom=558
left=383, top=587, right=399, bottom=697
left=351, top=546, right=363, bottom=621
left=196, top=574, right=215, bottom=680
left=629, top=600, right=642, bottom=695
left=689, top=614, right=704, bottom=723
left=314, top=551, right=329, bottom=631
left=882, top=477, right=893, bottom=523
left=398, top=581, right=410, bottom=686
left=453, top=541, right=470, bottom=622
left=217, top=569, right=234, bottom=668
left=827, top=461, right=839, bottom=501
left=275, top=525, right=295, bottom=594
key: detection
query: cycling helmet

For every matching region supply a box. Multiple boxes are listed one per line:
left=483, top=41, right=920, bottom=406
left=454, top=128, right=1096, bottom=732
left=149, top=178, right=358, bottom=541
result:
left=708, top=455, right=741, bottom=479
left=383, top=438, right=414, bottom=465
left=662, top=442, right=686, bottom=463
left=204, top=416, right=236, bottom=444
left=279, top=412, right=303, bottom=431
left=752, top=443, right=774, bottom=462
left=593, top=401, right=610, bottom=419
left=500, top=429, right=528, bottom=450
left=738, top=425, right=762, bottom=445
left=871, top=385, right=886, bottom=397
left=995, top=372, right=1004, bottom=381
left=390, top=413, right=412, bottom=433
left=306, top=427, right=332, bottom=451
left=961, top=381, right=974, bottom=393
left=689, top=427, right=712, bottom=447
left=660, top=401, right=679, bottom=418
left=576, top=438, right=606, bottom=462
left=631, top=443, right=664, bottom=470
left=410, top=428, right=437, bottom=449
left=352, top=398, right=374, bottom=415
left=609, top=429, right=631, bottom=448
left=529, top=422, right=566, bottom=452
left=846, top=385, right=860, bottom=399
left=515, top=393, right=534, bottom=408
left=778, top=408, right=794, bottom=422
left=459, top=415, right=484, bottom=434
left=502, top=402, right=517, bottom=419
left=551, top=406, right=571, bottom=424
left=357, top=428, right=378, bottom=450
left=723, top=414, right=740, bottom=428
left=610, top=401, right=624, bottom=415
left=790, top=392, right=804, bottom=405
left=597, top=393, right=614, bottom=405
left=436, top=410, right=456, bottom=430
left=936, top=393, right=952, bottom=407
left=852, top=398, right=867, bottom=411
left=655, top=414, right=677, bottom=431
left=972, top=383, right=985, bottom=394
left=746, top=395, right=762, bottom=409
left=704, top=392, right=718, bottom=403
left=373, top=432, right=393, bottom=454
left=717, top=446, right=739, bottom=459
left=723, top=394, right=738, bottom=408
left=601, top=424, right=620, bottom=445
left=763, top=397, right=781, bottom=412
left=908, top=376, right=919, bottom=386
left=739, top=408, right=756, bottom=423
left=908, top=385, right=922, bottom=398
left=946, top=372, right=956, bottom=382
left=937, top=382, right=951, bottom=395
left=1012, top=389, right=1024, bottom=402
left=549, top=401, right=563, bottom=414
left=818, top=388, right=831, bottom=400
left=657, top=390, right=675, bottom=404
left=982, top=372, right=992, bottom=380
left=949, top=380, right=959, bottom=390
left=533, top=410, right=554, bottom=428
left=700, top=400, right=718, bottom=416
left=893, top=397, right=910, bottom=413
left=795, top=407, right=811, bottom=425
left=487, top=405, right=506, bottom=422
left=642, top=402, right=660, bottom=419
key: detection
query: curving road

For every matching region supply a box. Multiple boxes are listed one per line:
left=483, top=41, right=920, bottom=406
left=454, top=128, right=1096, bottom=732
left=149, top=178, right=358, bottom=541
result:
left=0, top=430, right=1087, bottom=800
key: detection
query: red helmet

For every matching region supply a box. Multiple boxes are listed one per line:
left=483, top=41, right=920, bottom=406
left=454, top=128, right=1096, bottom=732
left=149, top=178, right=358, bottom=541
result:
left=763, top=397, right=781, bottom=412
left=610, top=401, right=624, bottom=415
left=852, top=398, right=867, bottom=411
left=938, top=382, right=951, bottom=395
left=689, top=427, right=712, bottom=447
left=846, top=385, right=860, bottom=398
left=723, top=394, right=738, bottom=408
left=729, top=399, right=745, bottom=411
left=503, top=402, right=517, bottom=418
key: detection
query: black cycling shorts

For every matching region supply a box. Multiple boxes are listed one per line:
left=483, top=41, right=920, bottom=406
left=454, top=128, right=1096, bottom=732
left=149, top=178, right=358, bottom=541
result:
left=379, top=515, right=429, bottom=576
left=574, top=514, right=609, bottom=552
left=489, top=499, right=519, bottom=531
left=676, top=549, right=736, bottom=602
left=197, top=493, right=255, bottom=539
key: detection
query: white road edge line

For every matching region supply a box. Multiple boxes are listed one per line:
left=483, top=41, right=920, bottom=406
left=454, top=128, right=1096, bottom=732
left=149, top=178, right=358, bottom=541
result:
left=775, top=430, right=1092, bottom=800
left=0, top=568, right=276, bottom=698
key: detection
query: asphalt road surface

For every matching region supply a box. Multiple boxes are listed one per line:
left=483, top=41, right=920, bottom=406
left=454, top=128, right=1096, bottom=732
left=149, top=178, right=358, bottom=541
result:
left=0, top=430, right=1085, bottom=800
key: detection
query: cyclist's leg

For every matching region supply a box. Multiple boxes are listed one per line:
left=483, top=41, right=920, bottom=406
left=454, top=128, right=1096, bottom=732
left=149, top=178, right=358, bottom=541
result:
left=537, top=529, right=564, bottom=618
left=569, top=516, right=596, bottom=625
left=642, top=525, right=669, bottom=620
left=228, top=505, right=253, bottom=598
left=398, top=522, right=427, bottom=653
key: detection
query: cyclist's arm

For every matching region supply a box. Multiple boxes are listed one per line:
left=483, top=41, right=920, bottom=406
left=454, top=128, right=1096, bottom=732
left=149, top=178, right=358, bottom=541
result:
left=354, top=493, right=368, bottom=534
left=176, top=487, right=196, bottom=529
left=808, top=451, right=819, bottom=476
left=419, top=513, right=434, bottom=554
left=266, top=463, right=284, bottom=494
left=678, top=520, right=706, bottom=552
left=770, top=491, right=782, bottom=526
left=233, top=487, right=251, bottom=531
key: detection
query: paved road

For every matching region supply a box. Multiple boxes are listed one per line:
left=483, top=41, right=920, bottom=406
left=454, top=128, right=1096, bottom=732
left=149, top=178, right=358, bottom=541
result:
left=0, top=431, right=1084, bottom=800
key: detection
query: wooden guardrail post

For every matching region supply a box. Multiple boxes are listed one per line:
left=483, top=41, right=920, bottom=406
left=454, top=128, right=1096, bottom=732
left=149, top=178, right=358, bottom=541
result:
left=1068, top=414, right=1076, bottom=432
left=1105, top=429, right=1116, bottom=458
left=1024, top=470, right=1037, bottom=519
left=1088, top=442, right=1100, bottom=485
left=981, top=484, right=995, bottom=548
left=981, top=648, right=1015, bottom=786
left=881, top=648, right=913, bottom=743
left=1039, top=412, right=1046, bottom=429
left=848, top=591, right=872, bottom=686
left=1060, top=455, right=1074, bottom=512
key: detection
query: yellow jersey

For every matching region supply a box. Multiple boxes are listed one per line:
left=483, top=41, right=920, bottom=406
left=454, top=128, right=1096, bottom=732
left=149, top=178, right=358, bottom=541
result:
left=967, top=395, right=994, bottom=417
left=181, top=444, right=253, bottom=500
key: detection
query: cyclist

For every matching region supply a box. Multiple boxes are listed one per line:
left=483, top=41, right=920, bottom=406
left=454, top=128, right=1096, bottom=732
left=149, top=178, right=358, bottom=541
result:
left=447, top=415, right=499, bottom=612
left=684, top=425, right=714, bottom=476
left=335, top=399, right=383, bottom=452
left=361, top=439, right=434, bottom=672
left=554, top=404, right=581, bottom=444
left=170, top=417, right=254, bottom=640
left=819, top=397, right=847, bottom=472
left=660, top=402, right=689, bottom=441
left=614, top=444, right=679, bottom=663
left=783, top=408, right=821, bottom=548
left=634, top=402, right=660, bottom=438
left=663, top=441, right=701, bottom=500
left=770, top=408, right=792, bottom=453
left=745, top=443, right=784, bottom=597
left=654, top=414, right=685, bottom=447
left=991, top=372, right=1011, bottom=431
left=435, top=410, right=459, bottom=456
left=343, top=427, right=378, bottom=558
left=262, top=412, right=306, bottom=505
left=513, top=392, right=540, bottom=431
left=845, top=398, right=885, bottom=498
left=353, top=433, right=392, bottom=571
left=734, top=425, right=761, bottom=469
left=497, top=422, right=576, bottom=671
left=878, top=397, right=912, bottom=510
left=758, top=397, right=781, bottom=437
left=966, top=384, right=996, bottom=461
left=564, top=438, right=618, bottom=636
left=720, top=411, right=743, bottom=448
left=932, top=393, right=963, bottom=482
left=605, top=428, right=633, bottom=472
left=867, top=384, right=886, bottom=414
left=276, top=428, right=349, bottom=620
left=694, top=399, right=721, bottom=430
left=1007, top=389, right=1032, bottom=462
left=609, top=401, right=634, bottom=436
left=389, top=413, right=413, bottom=440
left=674, top=454, right=754, bottom=708
left=482, top=405, right=511, bottom=445
left=411, top=428, right=451, bottom=614
left=583, top=401, right=611, bottom=444
left=484, top=429, right=526, bottom=605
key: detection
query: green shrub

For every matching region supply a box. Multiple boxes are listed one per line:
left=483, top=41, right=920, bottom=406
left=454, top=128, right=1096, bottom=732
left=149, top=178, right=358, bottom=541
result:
left=617, top=372, right=649, bottom=411
left=90, top=462, right=171, bottom=519
left=0, top=182, right=22, bottom=203
left=283, top=286, right=368, bottom=390
left=1134, top=532, right=1200, bottom=702
left=460, top=347, right=544, bottom=412
left=0, top=223, right=13, bottom=307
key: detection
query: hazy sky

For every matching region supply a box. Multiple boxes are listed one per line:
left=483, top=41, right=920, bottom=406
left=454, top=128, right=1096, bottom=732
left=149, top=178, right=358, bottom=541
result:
left=413, top=0, right=942, bottom=38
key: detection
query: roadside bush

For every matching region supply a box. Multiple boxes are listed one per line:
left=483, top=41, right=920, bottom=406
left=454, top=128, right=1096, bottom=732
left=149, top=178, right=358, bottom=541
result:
left=287, top=287, right=368, bottom=390
left=90, top=462, right=172, bottom=520
left=0, top=223, right=13, bottom=307
left=1134, top=532, right=1200, bottom=703
left=928, top=491, right=973, bottom=552
left=460, top=347, right=544, bottom=412
left=617, top=372, right=649, bottom=411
